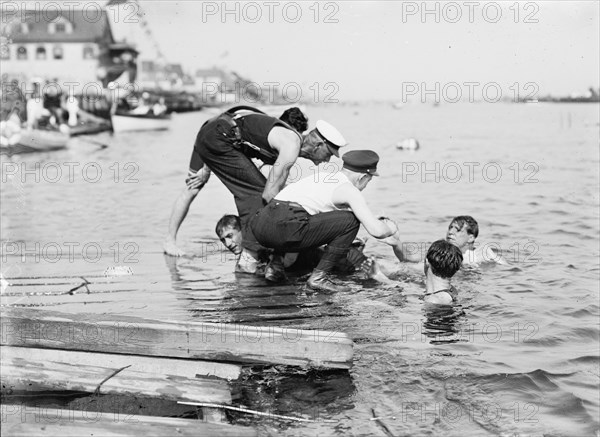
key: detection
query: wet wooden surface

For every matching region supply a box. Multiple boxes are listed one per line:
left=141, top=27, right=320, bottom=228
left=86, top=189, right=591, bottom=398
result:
left=2, top=307, right=354, bottom=369
left=1, top=348, right=232, bottom=404
left=1, top=346, right=241, bottom=381
left=2, top=408, right=258, bottom=437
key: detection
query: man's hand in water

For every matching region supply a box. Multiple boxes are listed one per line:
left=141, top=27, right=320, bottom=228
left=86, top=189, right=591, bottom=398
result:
left=163, top=239, right=185, bottom=257
left=186, top=167, right=211, bottom=190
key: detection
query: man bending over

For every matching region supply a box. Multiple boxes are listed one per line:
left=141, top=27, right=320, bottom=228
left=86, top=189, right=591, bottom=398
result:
left=250, top=150, right=398, bottom=292
left=216, top=214, right=368, bottom=275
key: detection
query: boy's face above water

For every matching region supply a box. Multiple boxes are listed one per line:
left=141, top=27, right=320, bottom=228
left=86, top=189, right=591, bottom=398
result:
left=218, top=226, right=243, bottom=255
left=446, top=222, right=474, bottom=250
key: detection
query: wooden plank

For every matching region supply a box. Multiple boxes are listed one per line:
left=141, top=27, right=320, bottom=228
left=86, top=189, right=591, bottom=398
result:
left=1, top=307, right=354, bottom=369
left=1, top=346, right=241, bottom=381
left=1, top=351, right=232, bottom=404
left=1, top=407, right=257, bottom=437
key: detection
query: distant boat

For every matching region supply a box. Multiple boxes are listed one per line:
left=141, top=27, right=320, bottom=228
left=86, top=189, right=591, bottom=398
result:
left=396, top=138, right=420, bottom=151
left=111, top=112, right=171, bottom=133
left=0, top=129, right=69, bottom=155
left=69, top=110, right=113, bottom=137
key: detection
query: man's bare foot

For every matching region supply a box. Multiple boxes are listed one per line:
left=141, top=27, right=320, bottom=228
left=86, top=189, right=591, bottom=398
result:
left=163, top=239, right=185, bottom=257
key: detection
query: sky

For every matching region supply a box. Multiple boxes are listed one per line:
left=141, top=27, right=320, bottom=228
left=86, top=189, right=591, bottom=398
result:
left=10, top=1, right=600, bottom=101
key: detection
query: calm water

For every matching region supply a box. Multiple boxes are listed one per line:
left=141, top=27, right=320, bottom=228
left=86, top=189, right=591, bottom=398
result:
left=1, top=102, right=599, bottom=436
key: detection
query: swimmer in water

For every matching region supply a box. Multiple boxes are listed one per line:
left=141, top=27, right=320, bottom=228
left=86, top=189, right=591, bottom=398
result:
left=423, top=240, right=463, bottom=304
left=360, top=239, right=463, bottom=305
left=362, top=215, right=507, bottom=283
left=445, top=216, right=507, bottom=266
left=385, top=215, right=507, bottom=266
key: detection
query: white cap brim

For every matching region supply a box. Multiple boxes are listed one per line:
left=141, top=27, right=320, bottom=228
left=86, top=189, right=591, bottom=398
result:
left=316, top=120, right=347, bottom=147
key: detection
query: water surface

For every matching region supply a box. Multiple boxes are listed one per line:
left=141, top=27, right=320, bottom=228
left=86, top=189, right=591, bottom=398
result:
left=1, top=102, right=598, bottom=436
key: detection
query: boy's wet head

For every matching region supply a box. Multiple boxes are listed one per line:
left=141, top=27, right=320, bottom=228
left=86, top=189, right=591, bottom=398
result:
left=215, top=215, right=243, bottom=255
left=426, top=240, right=463, bottom=279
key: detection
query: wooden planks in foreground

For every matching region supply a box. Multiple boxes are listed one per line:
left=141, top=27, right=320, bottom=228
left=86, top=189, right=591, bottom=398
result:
left=2, top=408, right=258, bottom=437
left=0, top=346, right=241, bottom=381
left=1, top=307, right=354, bottom=369
left=1, top=347, right=231, bottom=404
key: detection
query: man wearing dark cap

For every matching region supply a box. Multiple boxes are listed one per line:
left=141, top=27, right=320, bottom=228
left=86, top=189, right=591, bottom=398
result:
left=163, top=106, right=346, bottom=262
left=250, top=150, right=399, bottom=292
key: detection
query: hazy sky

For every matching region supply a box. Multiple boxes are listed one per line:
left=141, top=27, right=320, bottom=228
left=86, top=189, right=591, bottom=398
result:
left=20, top=1, right=600, bottom=100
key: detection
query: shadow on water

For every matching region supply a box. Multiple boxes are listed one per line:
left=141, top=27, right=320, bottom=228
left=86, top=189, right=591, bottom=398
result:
left=3, top=391, right=199, bottom=419
left=422, top=304, right=469, bottom=345
left=230, top=366, right=356, bottom=429
left=163, top=253, right=352, bottom=325
left=161, top=252, right=359, bottom=427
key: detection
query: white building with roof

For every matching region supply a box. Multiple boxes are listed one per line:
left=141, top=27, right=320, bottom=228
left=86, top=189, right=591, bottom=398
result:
left=1, top=8, right=136, bottom=93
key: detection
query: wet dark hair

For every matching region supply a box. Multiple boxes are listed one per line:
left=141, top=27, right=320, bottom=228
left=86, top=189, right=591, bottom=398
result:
left=450, top=215, right=479, bottom=239
left=215, top=215, right=241, bottom=237
left=279, top=107, right=308, bottom=133
left=426, top=240, right=463, bottom=279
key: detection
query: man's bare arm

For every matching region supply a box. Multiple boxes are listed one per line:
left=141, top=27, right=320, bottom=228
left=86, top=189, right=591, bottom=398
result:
left=332, top=184, right=394, bottom=238
left=263, top=127, right=301, bottom=203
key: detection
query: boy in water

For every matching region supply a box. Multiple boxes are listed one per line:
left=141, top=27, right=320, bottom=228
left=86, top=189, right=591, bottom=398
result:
left=387, top=215, right=507, bottom=267
left=216, top=214, right=367, bottom=276
left=445, top=216, right=507, bottom=265
left=362, top=215, right=506, bottom=285
left=423, top=240, right=463, bottom=304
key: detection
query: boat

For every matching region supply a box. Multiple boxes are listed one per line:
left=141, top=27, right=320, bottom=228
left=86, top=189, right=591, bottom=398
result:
left=69, top=110, right=113, bottom=137
left=0, top=128, right=69, bottom=155
left=111, top=111, right=171, bottom=132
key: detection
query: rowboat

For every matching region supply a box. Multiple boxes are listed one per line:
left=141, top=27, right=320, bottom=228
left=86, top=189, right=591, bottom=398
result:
left=0, top=128, right=69, bottom=155
left=111, top=112, right=171, bottom=132
left=69, top=110, right=113, bottom=137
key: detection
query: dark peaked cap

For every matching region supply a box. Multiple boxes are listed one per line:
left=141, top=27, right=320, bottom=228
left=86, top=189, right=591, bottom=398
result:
left=342, top=150, right=380, bottom=176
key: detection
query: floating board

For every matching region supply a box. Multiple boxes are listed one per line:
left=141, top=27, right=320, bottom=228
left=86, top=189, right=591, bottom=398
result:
left=1, top=346, right=241, bottom=381
left=2, top=408, right=258, bottom=437
left=1, top=307, right=354, bottom=369
left=1, top=348, right=232, bottom=404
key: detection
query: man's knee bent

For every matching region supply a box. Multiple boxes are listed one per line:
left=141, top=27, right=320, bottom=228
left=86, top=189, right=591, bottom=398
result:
left=340, top=212, right=361, bottom=232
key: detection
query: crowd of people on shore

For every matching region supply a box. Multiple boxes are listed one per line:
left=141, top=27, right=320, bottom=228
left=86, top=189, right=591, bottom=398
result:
left=0, top=79, right=80, bottom=146
left=163, top=106, right=506, bottom=304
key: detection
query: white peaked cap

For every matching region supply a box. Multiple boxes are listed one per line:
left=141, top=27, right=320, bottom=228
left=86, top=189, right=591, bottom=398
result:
left=316, top=120, right=348, bottom=147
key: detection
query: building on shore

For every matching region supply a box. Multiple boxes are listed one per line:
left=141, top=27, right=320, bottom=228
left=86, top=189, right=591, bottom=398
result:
left=1, top=8, right=137, bottom=95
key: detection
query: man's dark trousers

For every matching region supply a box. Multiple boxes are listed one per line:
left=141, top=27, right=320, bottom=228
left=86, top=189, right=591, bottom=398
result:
left=251, top=201, right=360, bottom=272
left=195, top=117, right=266, bottom=252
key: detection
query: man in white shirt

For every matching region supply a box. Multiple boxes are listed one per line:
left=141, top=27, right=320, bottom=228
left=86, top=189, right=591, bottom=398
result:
left=250, top=150, right=398, bottom=292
